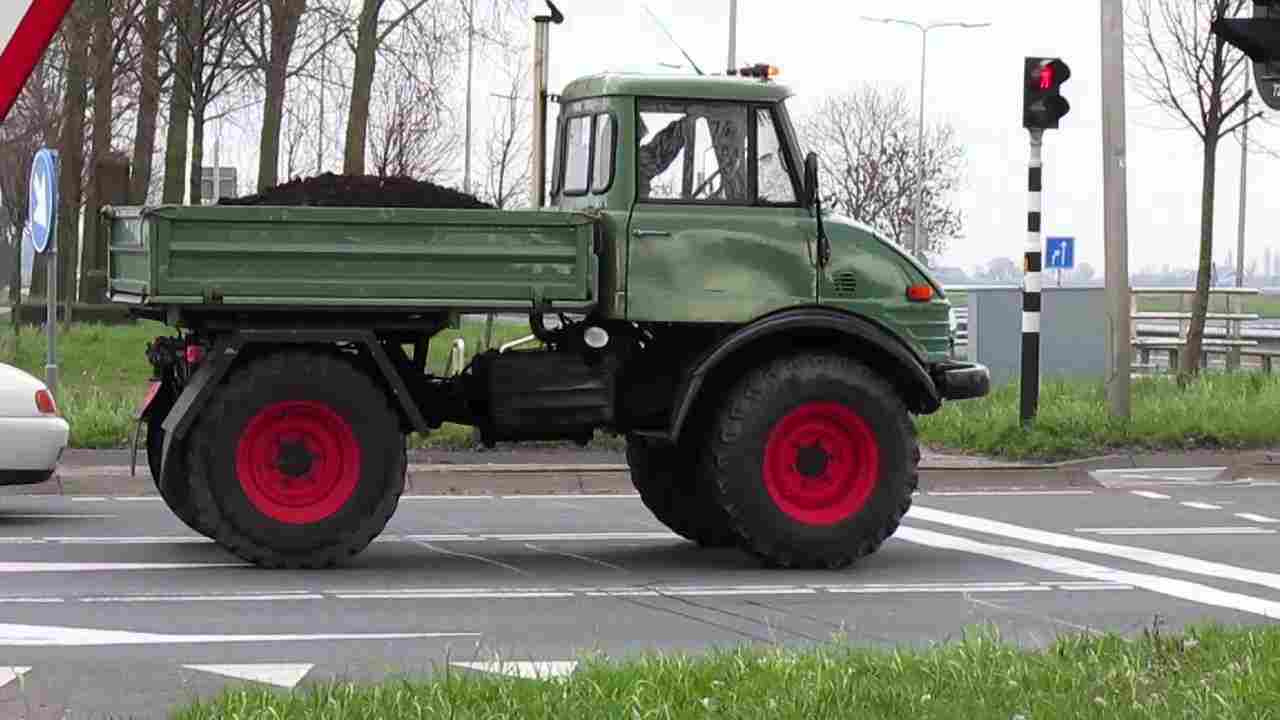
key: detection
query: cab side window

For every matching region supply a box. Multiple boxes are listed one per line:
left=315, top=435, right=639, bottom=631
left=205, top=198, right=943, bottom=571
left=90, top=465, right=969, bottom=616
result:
left=638, top=100, right=749, bottom=203
left=756, top=108, right=799, bottom=204
left=560, top=111, right=617, bottom=197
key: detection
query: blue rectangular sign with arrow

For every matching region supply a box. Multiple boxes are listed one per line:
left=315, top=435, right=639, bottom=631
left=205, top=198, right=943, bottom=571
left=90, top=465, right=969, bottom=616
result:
left=1046, top=236, right=1074, bottom=270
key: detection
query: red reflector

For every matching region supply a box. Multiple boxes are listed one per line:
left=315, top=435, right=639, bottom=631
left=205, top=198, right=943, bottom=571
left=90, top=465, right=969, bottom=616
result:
left=907, top=284, right=935, bottom=302
left=35, top=389, right=57, bottom=416
left=185, top=345, right=205, bottom=364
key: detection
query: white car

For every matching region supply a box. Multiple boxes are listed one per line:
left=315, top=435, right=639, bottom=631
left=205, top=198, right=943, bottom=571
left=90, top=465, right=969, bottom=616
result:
left=0, top=363, right=69, bottom=486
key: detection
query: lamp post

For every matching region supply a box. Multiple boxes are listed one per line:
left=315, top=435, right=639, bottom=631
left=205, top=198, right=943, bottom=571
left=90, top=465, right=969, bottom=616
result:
left=859, top=17, right=991, bottom=263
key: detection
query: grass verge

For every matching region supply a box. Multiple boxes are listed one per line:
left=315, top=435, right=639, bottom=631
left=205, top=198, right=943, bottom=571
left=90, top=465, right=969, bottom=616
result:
left=0, top=318, right=624, bottom=450
left=918, top=372, right=1280, bottom=460
left=175, top=624, right=1280, bottom=720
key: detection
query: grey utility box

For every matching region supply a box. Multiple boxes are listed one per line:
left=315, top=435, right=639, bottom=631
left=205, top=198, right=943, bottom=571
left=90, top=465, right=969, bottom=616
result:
left=965, top=286, right=1107, bottom=387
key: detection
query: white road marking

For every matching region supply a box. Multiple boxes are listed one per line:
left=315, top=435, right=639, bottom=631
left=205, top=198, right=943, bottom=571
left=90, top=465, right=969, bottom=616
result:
left=43, top=536, right=211, bottom=544
left=478, top=532, right=677, bottom=542
left=183, top=664, right=313, bottom=689
left=400, top=495, right=493, bottom=501
left=452, top=661, right=577, bottom=679
left=1130, top=490, right=1171, bottom=499
left=70, top=497, right=107, bottom=502
left=897, top=526, right=1280, bottom=618
left=336, top=591, right=573, bottom=600
left=1055, top=582, right=1134, bottom=591
left=1076, top=527, right=1276, bottom=536
left=113, top=497, right=163, bottom=502
left=397, top=534, right=481, bottom=543
left=0, top=537, right=41, bottom=544
left=824, top=583, right=1050, bottom=594
left=1180, top=501, right=1223, bottom=510
left=0, top=597, right=62, bottom=604
left=1235, top=513, right=1280, bottom=524
left=81, top=593, right=325, bottom=603
left=0, top=562, right=246, bottom=573
left=499, top=494, right=638, bottom=500
left=0, top=514, right=117, bottom=520
left=0, top=622, right=477, bottom=647
left=927, top=490, right=1094, bottom=497
left=0, top=667, right=31, bottom=689
left=910, top=506, right=1280, bottom=594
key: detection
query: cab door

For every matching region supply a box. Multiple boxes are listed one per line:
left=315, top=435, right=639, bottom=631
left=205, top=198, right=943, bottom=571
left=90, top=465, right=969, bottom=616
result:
left=626, top=100, right=815, bottom=324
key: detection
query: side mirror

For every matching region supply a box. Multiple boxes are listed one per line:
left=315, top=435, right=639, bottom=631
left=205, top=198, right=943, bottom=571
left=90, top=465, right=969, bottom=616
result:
left=803, top=152, right=820, bottom=208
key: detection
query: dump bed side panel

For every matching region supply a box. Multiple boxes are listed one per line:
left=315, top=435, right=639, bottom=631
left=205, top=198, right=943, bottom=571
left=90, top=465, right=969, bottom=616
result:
left=108, top=206, right=598, bottom=310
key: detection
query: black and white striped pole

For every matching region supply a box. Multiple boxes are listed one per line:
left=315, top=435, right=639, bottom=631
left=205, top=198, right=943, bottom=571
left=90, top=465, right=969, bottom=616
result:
left=1022, top=130, right=1044, bottom=425
left=1020, top=56, right=1070, bottom=425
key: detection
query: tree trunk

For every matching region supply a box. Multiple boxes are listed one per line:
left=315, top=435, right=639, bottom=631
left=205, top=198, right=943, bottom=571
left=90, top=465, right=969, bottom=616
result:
left=1181, top=134, right=1220, bottom=381
left=162, top=0, right=194, bottom=204
left=129, top=0, right=161, bottom=204
left=258, top=0, right=306, bottom=191
left=57, top=1, right=91, bottom=307
left=80, top=0, right=114, bottom=303
left=188, top=99, right=205, bottom=206
left=343, top=0, right=382, bottom=176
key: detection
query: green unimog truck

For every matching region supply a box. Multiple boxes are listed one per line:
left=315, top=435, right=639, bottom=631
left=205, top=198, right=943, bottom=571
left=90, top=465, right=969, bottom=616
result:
left=105, top=39, right=988, bottom=570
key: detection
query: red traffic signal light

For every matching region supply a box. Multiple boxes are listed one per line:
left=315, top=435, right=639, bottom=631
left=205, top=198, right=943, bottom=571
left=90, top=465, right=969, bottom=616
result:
left=1023, top=57, right=1071, bottom=130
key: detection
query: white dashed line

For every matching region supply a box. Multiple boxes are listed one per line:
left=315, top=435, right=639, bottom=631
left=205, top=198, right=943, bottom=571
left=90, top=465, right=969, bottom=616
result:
left=927, top=490, right=1094, bottom=497
left=1076, top=527, right=1275, bottom=536
left=1130, top=490, right=1170, bottom=499
left=1180, top=501, right=1223, bottom=510
left=1235, top=513, right=1280, bottom=524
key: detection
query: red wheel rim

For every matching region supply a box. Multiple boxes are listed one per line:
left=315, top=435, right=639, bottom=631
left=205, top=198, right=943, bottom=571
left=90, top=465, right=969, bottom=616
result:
left=762, top=401, right=880, bottom=526
left=235, top=400, right=361, bottom=525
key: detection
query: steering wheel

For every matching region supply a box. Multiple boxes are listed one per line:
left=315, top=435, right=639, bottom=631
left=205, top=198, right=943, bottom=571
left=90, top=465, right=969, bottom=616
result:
left=690, top=166, right=726, bottom=200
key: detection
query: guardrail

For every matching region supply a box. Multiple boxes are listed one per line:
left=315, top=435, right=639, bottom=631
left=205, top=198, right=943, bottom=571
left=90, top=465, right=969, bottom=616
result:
left=945, top=285, right=1278, bottom=373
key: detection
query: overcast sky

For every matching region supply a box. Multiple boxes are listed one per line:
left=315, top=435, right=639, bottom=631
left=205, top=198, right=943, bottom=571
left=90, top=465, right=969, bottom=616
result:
left=212, top=0, right=1278, bottom=276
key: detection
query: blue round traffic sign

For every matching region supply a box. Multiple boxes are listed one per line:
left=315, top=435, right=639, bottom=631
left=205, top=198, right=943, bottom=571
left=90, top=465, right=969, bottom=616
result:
left=29, top=148, right=58, bottom=254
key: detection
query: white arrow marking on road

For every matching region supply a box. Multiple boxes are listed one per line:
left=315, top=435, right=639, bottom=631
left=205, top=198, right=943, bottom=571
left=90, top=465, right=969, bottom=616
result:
left=0, top=622, right=476, bottom=647
left=0, top=666, right=31, bottom=688
left=0, top=561, right=246, bottom=573
left=452, top=661, right=577, bottom=680
left=184, top=664, right=313, bottom=689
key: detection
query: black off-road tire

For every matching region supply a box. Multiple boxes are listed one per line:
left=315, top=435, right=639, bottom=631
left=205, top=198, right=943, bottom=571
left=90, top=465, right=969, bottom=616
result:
left=705, top=353, right=918, bottom=569
left=186, top=350, right=406, bottom=569
left=626, top=436, right=738, bottom=548
left=146, top=395, right=210, bottom=537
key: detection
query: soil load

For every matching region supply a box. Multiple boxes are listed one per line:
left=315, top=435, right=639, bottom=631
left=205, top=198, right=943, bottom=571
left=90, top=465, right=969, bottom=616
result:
left=219, top=172, right=493, bottom=210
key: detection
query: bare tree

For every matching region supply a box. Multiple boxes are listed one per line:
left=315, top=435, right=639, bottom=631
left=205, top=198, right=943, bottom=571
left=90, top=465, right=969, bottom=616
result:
left=161, top=0, right=255, bottom=205
left=56, top=0, right=92, bottom=306
left=367, top=58, right=458, bottom=180
left=800, top=85, right=965, bottom=263
left=342, top=0, right=439, bottom=175
left=240, top=0, right=309, bottom=191
left=82, top=0, right=143, bottom=302
left=129, top=0, right=162, bottom=204
left=1129, top=0, right=1259, bottom=379
left=161, top=0, right=194, bottom=204
left=0, top=57, right=63, bottom=304
left=481, top=61, right=530, bottom=208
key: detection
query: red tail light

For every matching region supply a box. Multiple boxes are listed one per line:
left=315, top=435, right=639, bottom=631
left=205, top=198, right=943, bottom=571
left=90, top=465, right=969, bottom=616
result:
left=906, top=284, right=935, bottom=302
left=35, top=389, right=57, bottom=416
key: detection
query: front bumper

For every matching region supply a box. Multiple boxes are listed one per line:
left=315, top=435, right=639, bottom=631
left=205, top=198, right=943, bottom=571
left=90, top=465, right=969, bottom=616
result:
left=932, top=361, right=991, bottom=401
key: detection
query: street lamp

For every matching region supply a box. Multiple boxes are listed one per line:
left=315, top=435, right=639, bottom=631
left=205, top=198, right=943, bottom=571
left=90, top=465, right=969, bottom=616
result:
left=859, top=16, right=991, bottom=263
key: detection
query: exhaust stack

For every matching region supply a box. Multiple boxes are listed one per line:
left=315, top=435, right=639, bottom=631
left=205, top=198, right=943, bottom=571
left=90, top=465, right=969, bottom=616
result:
left=532, top=1, right=564, bottom=209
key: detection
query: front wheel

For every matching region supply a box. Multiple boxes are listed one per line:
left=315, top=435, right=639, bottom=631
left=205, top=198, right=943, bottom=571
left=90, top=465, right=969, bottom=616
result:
left=186, top=350, right=406, bottom=569
left=705, top=354, right=918, bottom=569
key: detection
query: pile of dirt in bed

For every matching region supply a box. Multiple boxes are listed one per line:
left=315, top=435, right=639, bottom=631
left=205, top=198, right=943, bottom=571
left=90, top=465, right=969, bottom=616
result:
left=219, top=172, right=493, bottom=209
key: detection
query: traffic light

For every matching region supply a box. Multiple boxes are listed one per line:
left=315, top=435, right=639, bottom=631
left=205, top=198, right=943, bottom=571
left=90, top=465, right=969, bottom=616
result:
left=1022, top=57, right=1071, bottom=130
left=1212, top=1, right=1280, bottom=110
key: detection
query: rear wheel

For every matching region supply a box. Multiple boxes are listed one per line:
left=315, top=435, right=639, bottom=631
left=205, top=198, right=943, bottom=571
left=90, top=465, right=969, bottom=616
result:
left=626, top=436, right=737, bottom=548
left=146, top=390, right=209, bottom=536
left=186, top=350, right=406, bottom=569
left=705, top=354, right=917, bottom=569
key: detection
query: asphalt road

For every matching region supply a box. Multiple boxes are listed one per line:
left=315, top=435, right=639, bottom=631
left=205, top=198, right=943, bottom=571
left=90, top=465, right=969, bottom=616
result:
left=1, top=469, right=1279, bottom=718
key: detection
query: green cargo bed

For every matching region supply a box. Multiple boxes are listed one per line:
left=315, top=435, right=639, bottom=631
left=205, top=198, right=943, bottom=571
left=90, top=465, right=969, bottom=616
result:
left=106, top=205, right=600, bottom=311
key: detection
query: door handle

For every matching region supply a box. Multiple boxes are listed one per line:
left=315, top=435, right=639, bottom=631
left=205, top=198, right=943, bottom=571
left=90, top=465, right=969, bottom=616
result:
left=632, top=229, right=672, bottom=238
